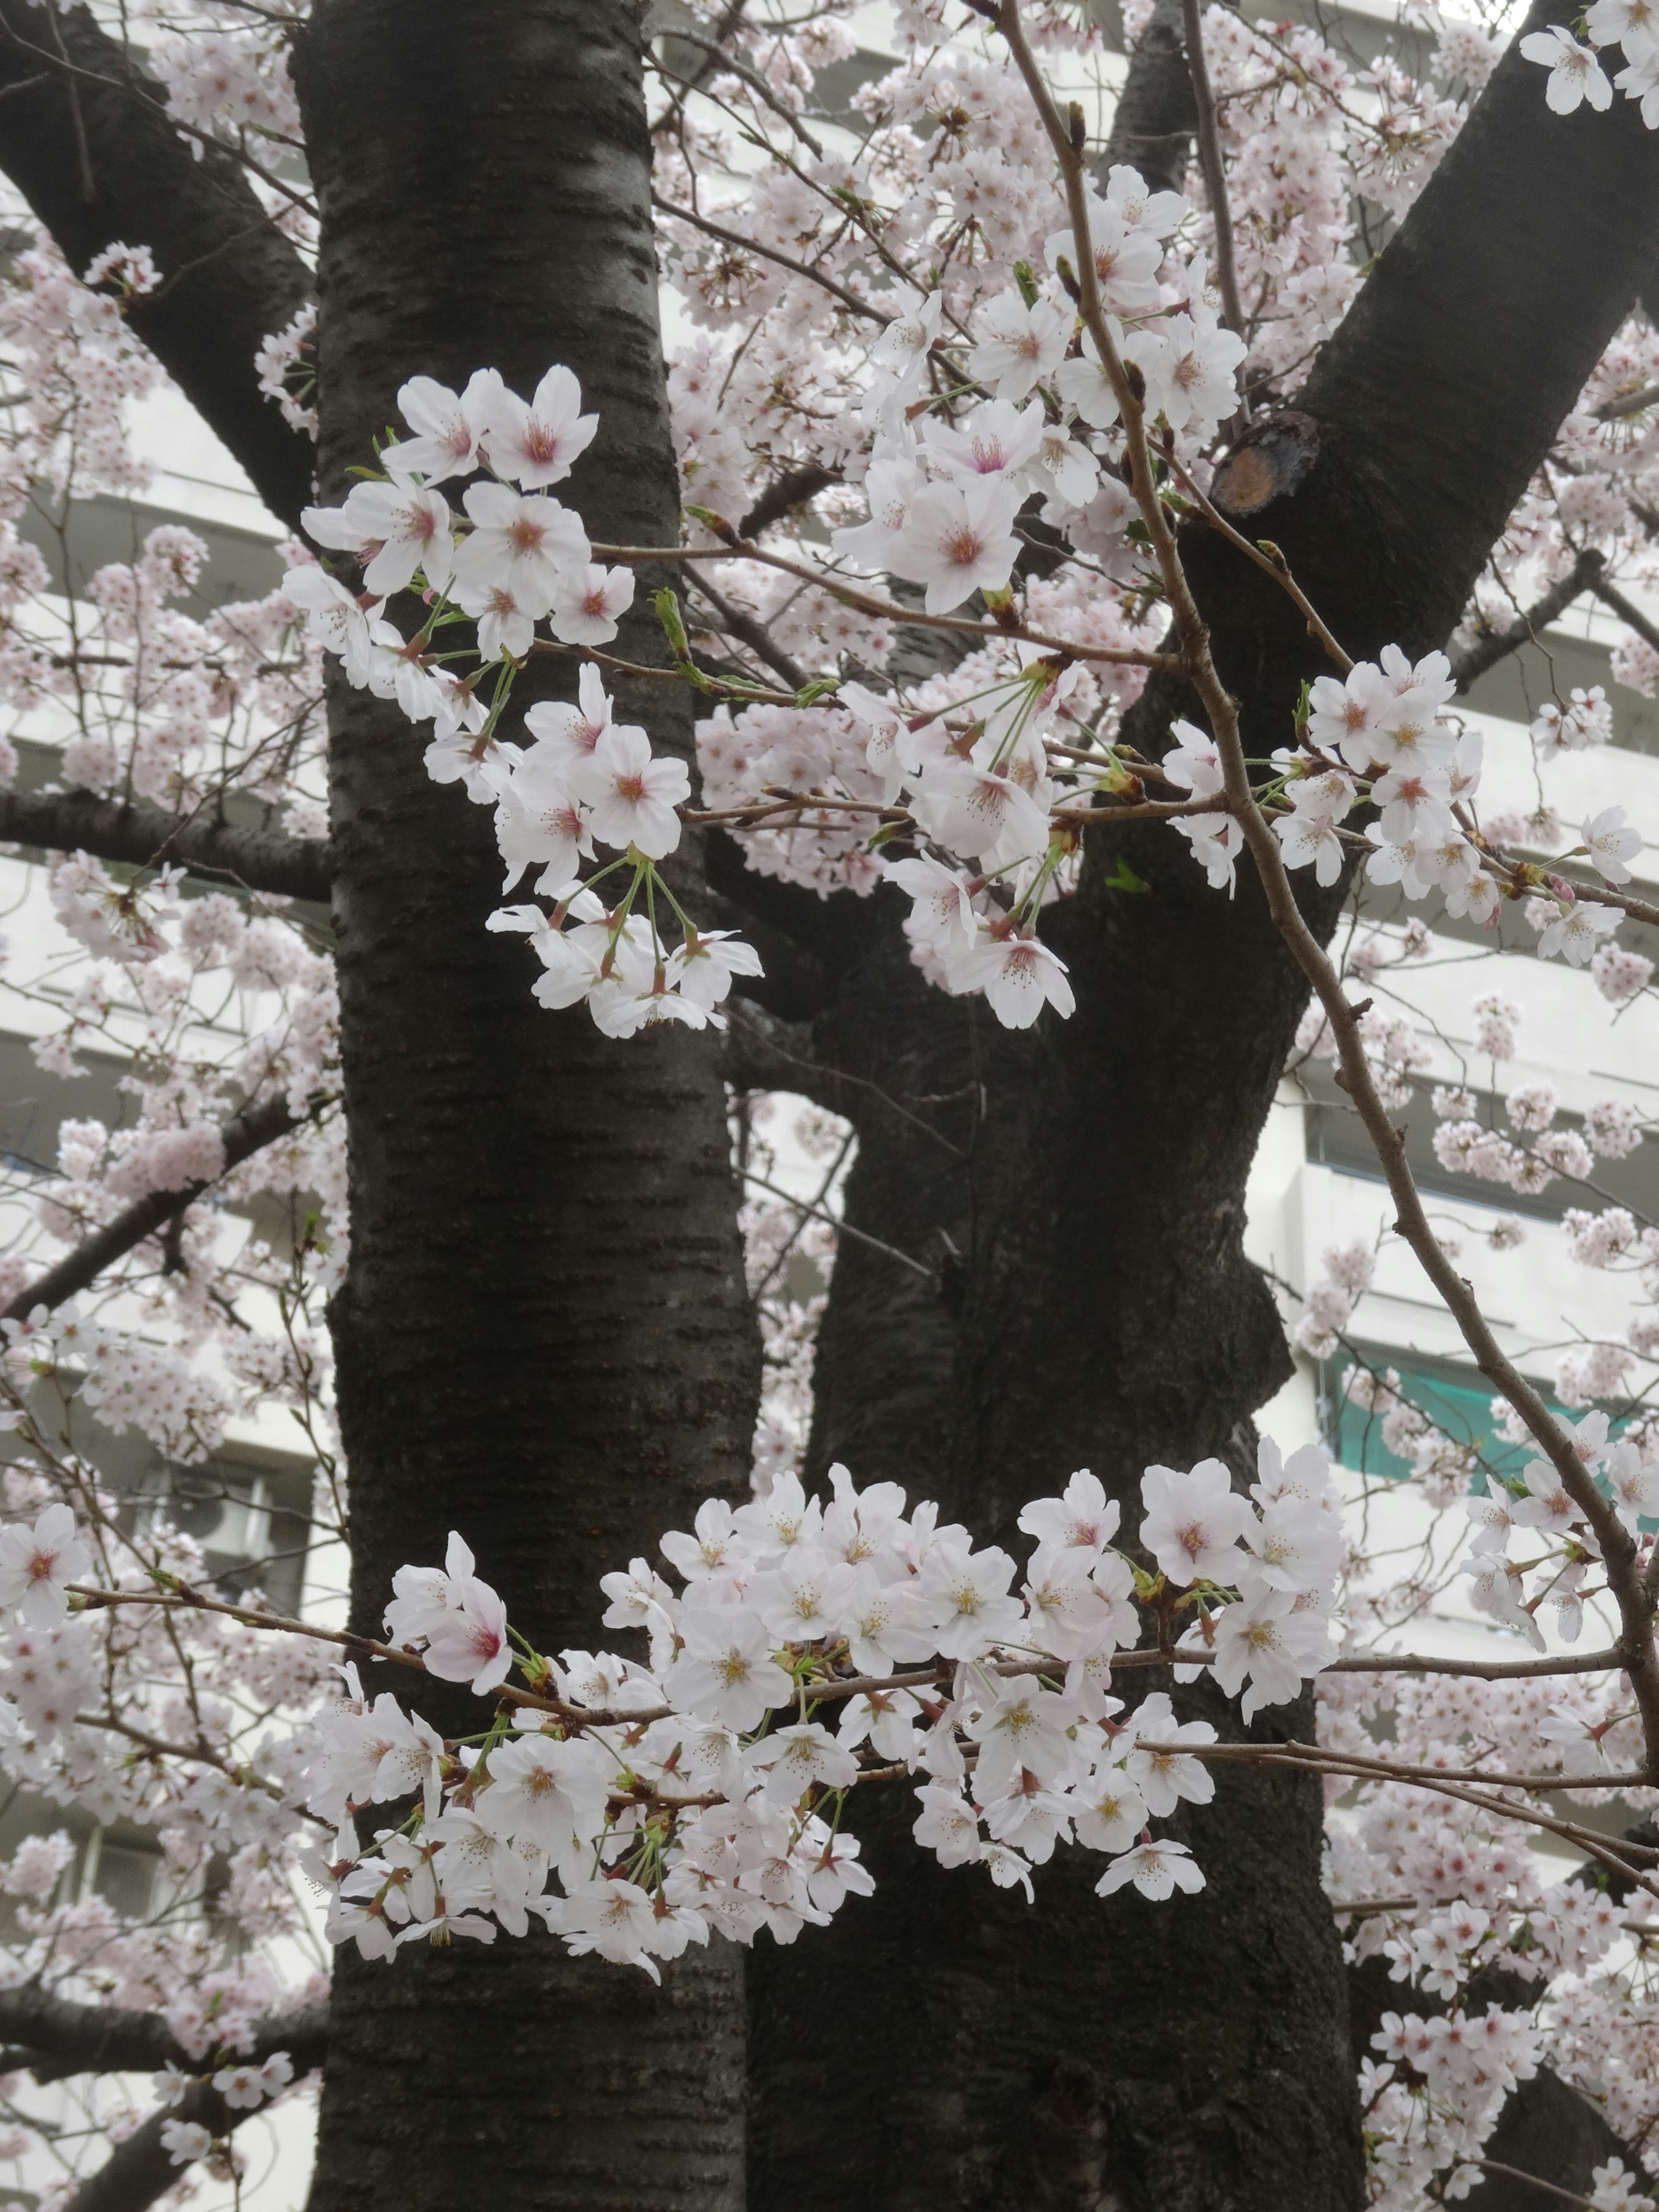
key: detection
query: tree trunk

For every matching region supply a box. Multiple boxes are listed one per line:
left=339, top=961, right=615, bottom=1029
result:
left=293, top=6, right=754, bottom=2207
left=747, top=9, right=1659, bottom=2208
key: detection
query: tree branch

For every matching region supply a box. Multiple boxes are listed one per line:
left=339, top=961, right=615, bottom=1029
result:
left=1451, top=547, right=1606, bottom=690
left=0, top=786, right=334, bottom=903
left=2, top=1090, right=324, bottom=1322
left=60, top=2003, right=324, bottom=2212
left=1178, top=0, right=1246, bottom=342
left=1589, top=566, right=1659, bottom=660
left=652, top=191, right=891, bottom=327
left=686, top=569, right=809, bottom=691
left=721, top=997, right=821, bottom=1092
left=740, top=463, right=839, bottom=540
left=64, top=2080, right=229, bottom=2212
left=1599, top=378, right=1659, bottom=420
left=0, top=1, right=315, bottom=531
left=0, top=1986, right=325, bottom=2084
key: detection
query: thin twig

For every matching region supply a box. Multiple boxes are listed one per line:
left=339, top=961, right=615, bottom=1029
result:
left=1329, top=1644, right=1626, bottom=1682
left=591, top=539, right=1179, bottom=670
left=1473, top=2161, right=1594, bottom=2209
left=651, top=29, right=826, bottom=158
left=992, top=0, right=1659, bottom=1785
left=1598, top=381, right=1659, bottom=423
left=1450, top=547, right=1605, bottom=690
left=743, top=1169, right=933, bottom=1278
left=686, top=569, right=809, bottom=690
left=652, top=192, right=890, bottom=327
left=1178, top=0, right=1249, bottom=347
left=1162, top=445, right=1351, bottom=668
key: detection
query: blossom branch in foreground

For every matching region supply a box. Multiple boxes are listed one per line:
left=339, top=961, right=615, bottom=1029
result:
left=17, top=1427, right=1651, bottom=1973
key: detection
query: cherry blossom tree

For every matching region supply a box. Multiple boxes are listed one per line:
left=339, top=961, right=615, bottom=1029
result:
left=0, top=3, right=1659, bottom=2212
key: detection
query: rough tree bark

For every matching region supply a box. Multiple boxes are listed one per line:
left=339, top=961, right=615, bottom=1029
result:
left=1093, top=0, right=1196, bottom=197
left=0, top=0, right=314, bottom=532
left=291, top=6, right=754, bottom=2209
left=742, top=8, right=1659, bottom=2209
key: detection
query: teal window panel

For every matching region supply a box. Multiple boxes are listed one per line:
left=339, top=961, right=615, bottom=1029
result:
left=1326, top=1355, right=1596, bottom=1490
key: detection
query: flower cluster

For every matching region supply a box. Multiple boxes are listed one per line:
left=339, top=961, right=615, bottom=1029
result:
left=1455, top=1407, right=1659, bottom=1648
left=290, top=369, right=772, bottom=1034
left=305, top=1444, right=1343, bottom=1974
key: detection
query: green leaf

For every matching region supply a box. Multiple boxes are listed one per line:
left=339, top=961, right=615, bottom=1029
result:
left=1100, top=854, right=1151, bottom=895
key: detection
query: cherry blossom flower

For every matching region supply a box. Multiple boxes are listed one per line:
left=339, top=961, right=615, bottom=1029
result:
left=566, top=723, right=690, bottom=858
left=870, top=284, right=944, bottom=384
left=213, top=2052, right=293, bottom=2110
left=1139, top=1461, right=1254, bottom=1585
left=1209, top=1576, right=1332, bottom=1719
left=1053, top=327, right=1126, bottom=430
left=1019, top=1469, right=1119, bottom=1555
left=1582, top=806, right=1643, bottom=883
left=968, top=290, right=1070, bottom=401
left=493, top=755, right=594, bottom=895
left=475, top=1733, right=612, bottom=1859
left=1070, top=1769, right=1148, bottom=1855
left=451, top=482, right=589, bottom=614
left=1104, top=162, right=1187, bottom=236
left=550, top=562, right=635, bottom=647
left=1045, top=193, right=1163, bottom=312
left=0, top=1505, right=91, bottom=1625
left=283, top=563, right=380, bottom=687
left=454, top=573, right=537, bottom=663
left=421, top=1571, right=513, bottom=1694
left=556, top=1878, right=664, bottom=1979
left=908, top=1541, right=1024, bottom=1660
left=744, top=1722, right=859, bottom=1805
left=303, top=476, right=453, bottom=596
left=1126, top=309, right=1246, bottom=436
left=923, top=397, right=1045, bottom=482
left=913, top=1784, right=984, bottom=1868
left=1538, top=900, right=1621, bottom=965
left=968, top=1684, right=1077, bottom=1794
left=891, top=477, right=1024, bottom=613
left=887, top=854, right=980, bottom=963
left=1095, top=1837, right=1205, bottom=1900
left=1274, top=770, right=1356, bottom=885
left=831, top=449, right=928, bottom=569
left=953, top=931, right=1077, bottom=1028
left=1028, top=420, right=1099, bottom=506
left=668, top=1606, right=794, bottom=1733
left=910, top=760, right=1050, bottom=865
left=161, top=2120, right=213, bottom=2168
left=384, top=368, right=504, bottom=482
left=1590, top=2157, right=1655, bottom=2212
left=1521, top=25, right=1613, bottom=112
left=482, top=365, right=598, bottom=488
left=1309, top=661, right=1398, bottom=770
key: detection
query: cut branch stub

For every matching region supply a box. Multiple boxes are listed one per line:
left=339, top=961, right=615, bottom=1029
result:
left=1208, top=413, right=1322, bottom=520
